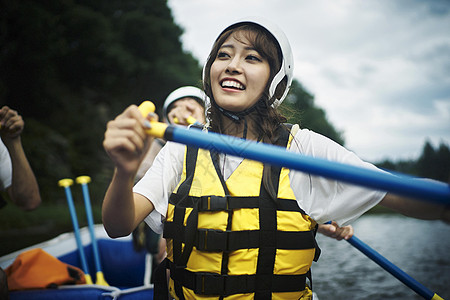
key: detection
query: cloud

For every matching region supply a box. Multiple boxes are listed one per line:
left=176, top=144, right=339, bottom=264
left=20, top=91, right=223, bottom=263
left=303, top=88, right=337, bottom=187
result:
left=168, top=0, right=450, bottom=162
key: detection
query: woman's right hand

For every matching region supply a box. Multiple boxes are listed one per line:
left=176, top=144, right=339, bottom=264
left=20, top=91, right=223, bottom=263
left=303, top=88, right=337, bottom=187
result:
left=318, top=221, right=354, bottom=241
left=103, top=105, right=156, bottom=175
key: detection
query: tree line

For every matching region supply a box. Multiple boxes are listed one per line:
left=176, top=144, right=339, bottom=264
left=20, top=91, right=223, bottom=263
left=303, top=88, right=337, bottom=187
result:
left=1, top=0, right=203, bottom=203
left=377, top=141, right=450, bottom=183
left=1, top=0, right=447, bottom=206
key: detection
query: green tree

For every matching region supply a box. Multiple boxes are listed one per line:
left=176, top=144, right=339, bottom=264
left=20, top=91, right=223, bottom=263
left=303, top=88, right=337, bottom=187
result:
left=376, top=158, right=417, bottom=177
left=417, top=141, right=450, bottom=182
left=376, top=141, right=449, bottom=183
left=0, top=0, right=202, bottom=203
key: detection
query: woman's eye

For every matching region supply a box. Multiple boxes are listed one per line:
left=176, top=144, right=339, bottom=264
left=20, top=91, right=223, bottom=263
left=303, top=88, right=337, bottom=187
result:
left=247, top=55, right=262, bottom=62
left=217, top=51, right=230, bottom=59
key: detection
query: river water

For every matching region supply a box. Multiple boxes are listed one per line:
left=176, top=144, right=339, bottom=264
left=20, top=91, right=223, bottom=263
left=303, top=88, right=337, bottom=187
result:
left=312, top=214, right=450, bottom=299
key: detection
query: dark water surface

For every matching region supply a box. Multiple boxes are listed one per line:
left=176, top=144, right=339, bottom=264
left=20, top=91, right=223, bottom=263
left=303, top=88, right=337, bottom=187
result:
left=312, top=214, right=450, bottom=299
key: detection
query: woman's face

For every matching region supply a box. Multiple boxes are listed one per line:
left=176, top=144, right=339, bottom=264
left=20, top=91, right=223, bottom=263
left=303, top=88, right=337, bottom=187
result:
left=210, top=31, right=270, bottom=112
left=166, top=97, right=205, bottom=125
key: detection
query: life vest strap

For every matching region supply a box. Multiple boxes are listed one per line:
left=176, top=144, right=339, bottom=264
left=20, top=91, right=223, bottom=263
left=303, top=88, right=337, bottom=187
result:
left=168, top=260, right=306, bottom=296
left=164, top=223, right=316, bottom=252
left=171, top=205, right=199, bottom=268
left=170, top=194, right=307, bottom=214
left=153, top=258, right=169, bottom=300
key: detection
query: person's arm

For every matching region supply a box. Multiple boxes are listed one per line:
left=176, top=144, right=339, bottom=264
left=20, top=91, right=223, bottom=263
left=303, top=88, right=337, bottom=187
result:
left=291, top=129, right=450, bottom=226
left=103, top=169, right=154, bottom=237
left=317, top=221, right=354, bottom=240
left=135, top=140, right=164, bottom=182
left=379, top=191, right=450, bottom=223
left=102, top=105, right=156, bottom=238
left=0, top=106, right=41, bottom=210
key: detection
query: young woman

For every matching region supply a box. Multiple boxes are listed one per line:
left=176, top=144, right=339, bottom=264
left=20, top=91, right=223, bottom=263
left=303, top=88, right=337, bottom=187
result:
left=102, top=17, right=449, bottom=299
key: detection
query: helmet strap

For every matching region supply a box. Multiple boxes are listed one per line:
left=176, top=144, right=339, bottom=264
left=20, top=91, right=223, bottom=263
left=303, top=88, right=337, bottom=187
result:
left=212, top=99, right=260, bottom=139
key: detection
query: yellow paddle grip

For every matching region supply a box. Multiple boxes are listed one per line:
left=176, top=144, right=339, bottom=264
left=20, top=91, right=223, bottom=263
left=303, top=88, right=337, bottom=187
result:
left=76, top=175, right=91, bottom=184
left=138, top=101, right=168, bottom=139
left=173, top=116, right=197, bottom=125
left=58, top=178, right=74, bottom=188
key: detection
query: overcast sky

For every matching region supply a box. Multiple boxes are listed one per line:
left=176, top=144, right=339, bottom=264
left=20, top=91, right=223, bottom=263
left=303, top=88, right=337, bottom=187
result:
left=167, top=0, right=450, bottom=163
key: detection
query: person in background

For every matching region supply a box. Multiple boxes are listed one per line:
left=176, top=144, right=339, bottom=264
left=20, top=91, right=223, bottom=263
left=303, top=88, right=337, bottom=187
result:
left=132, top=86, right=208, bottom=283
left=135, top=86, right=207, bottom=181
left=163, top=86, right=208, bottom=126
left=0, top=106, right=41, bottom=299
left=0, top=106, right=41, bottom=210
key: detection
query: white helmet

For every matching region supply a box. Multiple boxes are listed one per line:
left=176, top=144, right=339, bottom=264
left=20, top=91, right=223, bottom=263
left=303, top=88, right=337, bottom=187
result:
left=162, top=86, right=207, bottom=120
left=203, top=16, right=294, bottom=108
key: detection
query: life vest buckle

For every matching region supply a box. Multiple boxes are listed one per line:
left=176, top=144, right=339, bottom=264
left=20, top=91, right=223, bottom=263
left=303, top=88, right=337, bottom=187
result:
left=200, top=195, right=229, bottom=211
left=196, top=229, right=228, bottom=251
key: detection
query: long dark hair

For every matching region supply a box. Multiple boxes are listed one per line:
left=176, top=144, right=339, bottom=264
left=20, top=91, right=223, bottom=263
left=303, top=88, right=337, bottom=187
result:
left=203, top=23, right=291, bottom=200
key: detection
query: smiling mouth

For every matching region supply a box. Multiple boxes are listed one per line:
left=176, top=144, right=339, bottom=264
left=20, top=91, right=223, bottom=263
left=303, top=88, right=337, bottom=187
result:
left=221, top=80, right=245, bottom=90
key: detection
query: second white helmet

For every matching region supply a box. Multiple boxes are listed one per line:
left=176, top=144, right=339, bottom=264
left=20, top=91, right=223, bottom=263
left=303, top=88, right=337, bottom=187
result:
left=162, top=86, right=208, bottom=121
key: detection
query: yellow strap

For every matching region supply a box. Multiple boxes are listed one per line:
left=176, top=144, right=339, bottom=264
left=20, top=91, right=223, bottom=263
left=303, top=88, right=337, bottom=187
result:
left=291, top=123, right=300, bottom=136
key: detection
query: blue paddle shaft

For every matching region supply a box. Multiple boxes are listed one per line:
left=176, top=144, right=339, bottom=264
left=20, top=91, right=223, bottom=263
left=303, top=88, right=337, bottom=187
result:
left=347, top=236, right=435, bottom=299
left=168, top=126, right=450, bottom=204
left=80, top=183, right=102, bottom=273
left=63, top=186, right=90, bottom=275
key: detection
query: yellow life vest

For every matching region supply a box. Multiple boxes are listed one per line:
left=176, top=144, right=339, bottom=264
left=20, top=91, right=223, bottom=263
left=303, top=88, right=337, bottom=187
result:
left=162, top=125, right=319, bottom=300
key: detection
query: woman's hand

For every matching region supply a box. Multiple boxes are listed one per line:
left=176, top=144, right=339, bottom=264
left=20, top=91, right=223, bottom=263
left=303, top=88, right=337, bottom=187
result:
left=103, top=105, right=156, bottom=175
left=0, top=106, right=24, bottom=141
left=318, top=221, right=354, bottom=241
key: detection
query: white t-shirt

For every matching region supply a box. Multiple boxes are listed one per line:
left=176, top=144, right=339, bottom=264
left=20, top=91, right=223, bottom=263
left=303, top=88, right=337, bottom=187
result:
left=134, top=129, right=387, bottom=234
left=0, top=140, right=12, bottom=190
